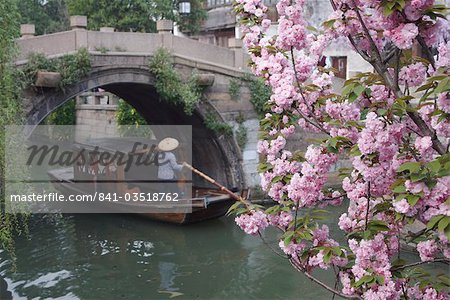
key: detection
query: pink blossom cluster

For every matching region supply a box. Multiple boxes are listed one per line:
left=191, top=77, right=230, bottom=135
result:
left=419, top=102, right=450, bottom=138
left=235, top=210, right=269, bottom=235
left=268, top=211, right=292, bottom=228
left=437, top=92, right=450, bottom=114
left=325, top=99, right=360, bottom=121
left=417, top=239, right=439, bottom=262
left=347, top=234, right=399, bottom=298
left=233, top=0, right=450, bottom=297
left=436, top=41, right=450, bottom=68
left=385, top=23, right=419, bottom=49
left=399, top=62, right=427, bottom=87
left=287, top=146, right=337, bottom=207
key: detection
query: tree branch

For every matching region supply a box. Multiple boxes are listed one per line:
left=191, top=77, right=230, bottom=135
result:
left=364, top=181, right=371, bottom=230
left=391, top=258, right=450, bottom=271
left=290, top=258, right=362, bottom=299
left=258, top=231, right=290, bottom=259
left=289, top=47, right=330, bottom=135
left=351, top=1, right=383, bottom=64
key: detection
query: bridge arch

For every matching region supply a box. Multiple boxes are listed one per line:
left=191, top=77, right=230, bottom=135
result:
left=23, top=66, right=245, bottom=189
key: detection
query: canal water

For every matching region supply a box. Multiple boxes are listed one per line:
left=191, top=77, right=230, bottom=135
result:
left=0, top=210, right=347, bottom=300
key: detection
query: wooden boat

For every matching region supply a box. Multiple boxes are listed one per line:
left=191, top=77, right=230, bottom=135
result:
left=47, top=137, right=239, bottom=224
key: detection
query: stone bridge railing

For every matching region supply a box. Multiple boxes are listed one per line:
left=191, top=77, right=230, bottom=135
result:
left=15, top=18, right=247, bottom=72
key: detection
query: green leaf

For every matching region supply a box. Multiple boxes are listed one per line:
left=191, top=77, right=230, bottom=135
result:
left=354, top=275, right=375, bottom=287
left=437, top=274, right=450, bottom=287
left=265, top=205, right=280, bottom=214
left=438, top=216, right=450, bottom=233
left=283, top=230, right=295, bottom=246
left=410, top=172, right=427, bottom=182
left=397, top=162, right=421, bottom=173
left=323, top=249, right=332, bottom=263
left=406, top=194, right=420, bottom=206
left=426, top=160, right=441, bottom=174
left=368, top=220, right=390, bottom=232
left=393, top=184, right=407, bottom=193
left=375, top=275, right=385, bottom=285
left=226, top=201, right=243, bottom=215
left=350, top=145, right=362, bottom=156
left=434, top=77, right=450, bottom=94
left=322, top=19, right=336, bottom=28
left=354, top=85, right=365, bottom=96
left=427, top=215, right=444, bottom=230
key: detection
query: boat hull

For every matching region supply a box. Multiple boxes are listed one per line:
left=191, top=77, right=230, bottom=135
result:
left=47, top=169, right=235, bottom=225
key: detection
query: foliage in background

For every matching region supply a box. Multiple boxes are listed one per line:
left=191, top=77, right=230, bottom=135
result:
left=241, top=74, right=271, bottom=118
left=21, top=48, right=91, bottom=90
left=204, top=114, right=233, bottom=137
left=116, top=100, right=154, bottom=137
left=177, top=0, right=207, bottom=34
left=66, top=0, right=206, bottom=34
left=18, top=0, right=69, bottom=35
left=0, top=0, right=29, bottom=257
left=116, top=100, right=148, bottom=126
left=149, top=48, right=202, bottom=115
left=44, top=99, right=76, bottom=125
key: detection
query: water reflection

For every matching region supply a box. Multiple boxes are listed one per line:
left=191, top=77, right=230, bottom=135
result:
left=0, top=213, right=340, bottom=299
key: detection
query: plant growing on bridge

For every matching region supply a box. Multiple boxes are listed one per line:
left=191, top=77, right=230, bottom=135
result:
left=230, top=0, right=450, bottom=299
left=21, top=48, right=91, bottom=91
left=235, top=112, right=248, bottom=149
left=204, top=113, right=233, bottom=137
left=241, top=73, right=271, bottom=118
left=149, top=48, right=202, bottom=115
left=228, top=78, right=242, bottom=100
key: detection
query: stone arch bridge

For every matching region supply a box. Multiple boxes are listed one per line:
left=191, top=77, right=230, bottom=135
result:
left=15, top=26, right=261, bottom=190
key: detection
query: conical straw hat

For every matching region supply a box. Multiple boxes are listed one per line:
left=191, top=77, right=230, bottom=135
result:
left=158, top=137, right=179, bottom=152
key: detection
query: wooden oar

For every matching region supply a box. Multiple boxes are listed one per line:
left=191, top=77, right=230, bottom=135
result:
left=182, top=162, right=251, bottom=205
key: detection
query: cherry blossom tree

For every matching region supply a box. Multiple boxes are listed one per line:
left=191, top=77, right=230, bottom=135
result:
left=229, top=0, right=450, bottom=298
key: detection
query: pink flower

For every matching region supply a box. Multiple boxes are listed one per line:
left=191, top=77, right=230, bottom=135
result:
left=268, top=211, right=292, bottom=227
left=385, top=23, right=418, bottom=49
left=312, top=224, right=329, bottom=246
left=340, top=272, right=356, bottom=296
left=399, top=63, right=427, bottom=87
left=415, top=136, right=433, bottom=159
left=279, top=239, right=305, bottom=256
left=416, top=240, right=438, bottom=262
left=436, top=41, right=450, bottom=68
left=235, top=210, right=269, bottom=235
left=437, top=92, right=450, bottom=114
left=393, top=198, right=411, bottom=214
left=405, top=180, right=429, bottom=195
left=268, top=136, right=286, bottom=155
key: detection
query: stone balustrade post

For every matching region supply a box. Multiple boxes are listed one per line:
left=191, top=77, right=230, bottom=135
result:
left=156, top=19, right=173, bottom=34
left=228, top=38, right=245, bottom=69
left=70, top=16, right=88, bottom=50
left=20, top=24, right=35, bottom=39
left=157, top=19, right=174, bottom=51
left=70, top=16, right=87, bottom=30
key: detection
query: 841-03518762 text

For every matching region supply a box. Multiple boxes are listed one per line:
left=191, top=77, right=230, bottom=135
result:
left=97, top=192, right=180, bottom=202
